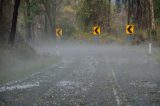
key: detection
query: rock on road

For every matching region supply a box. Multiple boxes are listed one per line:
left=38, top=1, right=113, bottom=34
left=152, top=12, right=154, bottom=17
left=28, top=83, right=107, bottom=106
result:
left=0, top=45, right=160, bottom=106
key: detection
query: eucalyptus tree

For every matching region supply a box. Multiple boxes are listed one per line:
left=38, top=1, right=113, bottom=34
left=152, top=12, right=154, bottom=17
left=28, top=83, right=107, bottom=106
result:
left=9, top=0, right=21, bottom=45
left=0, top=0, right=4, bottom=35
left=77, top=0, right=111, bottom=32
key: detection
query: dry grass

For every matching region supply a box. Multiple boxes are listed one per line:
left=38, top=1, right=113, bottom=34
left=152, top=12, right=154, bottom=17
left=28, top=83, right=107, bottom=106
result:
left=0, top=43, right=60, bottom=84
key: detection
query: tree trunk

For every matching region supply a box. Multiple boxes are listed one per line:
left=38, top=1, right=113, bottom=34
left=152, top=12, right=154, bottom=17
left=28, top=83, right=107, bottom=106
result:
left=9, top=0, right=21, bottom=45
left=107, top=0, right=111, bottom=31
left=44, top=15, right=48, bottom=34
left=0, top=0, right=4, bottom=34
left=42, top=0, right=56, bottom=39
left=43, top=1, right=53, bottom=31
left=149, top=0, right=155, bottom=30
left=26, top=0, right=32, bottom=43
left=127, top=0, right=131, bottom=24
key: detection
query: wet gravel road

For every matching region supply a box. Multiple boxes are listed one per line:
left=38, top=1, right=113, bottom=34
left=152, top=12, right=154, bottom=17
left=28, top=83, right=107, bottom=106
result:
left=0, top=45, right=160, bottom=106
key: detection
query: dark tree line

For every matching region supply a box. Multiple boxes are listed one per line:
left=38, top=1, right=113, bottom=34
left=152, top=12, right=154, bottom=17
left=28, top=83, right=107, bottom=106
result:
left=127, top=0, right=152, bottom=30
left=77, top=0, right=111, bottom=32
left=0, top=0, right=160, bottom=45
left=0, top=0, right=4, bottom=36
left=9, top=0, right=21, bottom=45
left=0, top=0, right=58, bottom=45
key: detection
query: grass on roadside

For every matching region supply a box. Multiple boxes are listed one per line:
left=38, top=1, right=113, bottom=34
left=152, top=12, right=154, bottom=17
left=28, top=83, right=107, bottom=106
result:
left=0, top=56, right=60, bottom=85
left=154, top=52, right=160, bottom=62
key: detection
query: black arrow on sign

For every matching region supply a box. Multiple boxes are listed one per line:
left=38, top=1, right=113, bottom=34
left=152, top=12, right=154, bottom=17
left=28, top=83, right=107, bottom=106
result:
left=57, top=29, right=61, bottom=36
left=127, top=26, right=132, bottom=33
left=95, top=27, right=99, bottom=34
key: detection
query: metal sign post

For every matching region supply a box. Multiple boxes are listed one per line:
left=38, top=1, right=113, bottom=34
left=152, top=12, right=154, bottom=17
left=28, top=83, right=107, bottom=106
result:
left=92, top=26, right=100, bottom=44
left=56, top=28, right=63, bottom=56
left=149, top=30, right=152, bottom=55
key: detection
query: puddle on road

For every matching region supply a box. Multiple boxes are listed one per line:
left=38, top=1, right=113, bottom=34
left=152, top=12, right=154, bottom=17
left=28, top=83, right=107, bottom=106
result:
left=130, top=81, right=157, bottom=88
left=56, top=80, right=90, bottom=92
left=54, top=80, right=90, bottom=105
left=0, top=82, right=39, bottom=92
left=56, top=81, right=81, bottom=89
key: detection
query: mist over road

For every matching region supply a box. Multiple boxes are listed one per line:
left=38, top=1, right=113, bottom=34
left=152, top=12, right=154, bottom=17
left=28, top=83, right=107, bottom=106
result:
left=0, top=44, right=160, bottom=106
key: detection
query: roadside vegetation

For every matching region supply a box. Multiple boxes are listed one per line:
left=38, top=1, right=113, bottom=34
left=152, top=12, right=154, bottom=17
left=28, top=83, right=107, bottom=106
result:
left=0, top=42, right=60, bottom=84
left=0, top=0, right=160, bottom=83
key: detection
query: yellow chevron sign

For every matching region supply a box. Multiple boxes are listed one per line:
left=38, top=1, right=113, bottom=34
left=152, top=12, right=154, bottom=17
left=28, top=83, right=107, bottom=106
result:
left=126, top=25, right=134, bottom=34
left=93, top=26, right=100, bottom=35
left=56, top=28, right=62, bottom=37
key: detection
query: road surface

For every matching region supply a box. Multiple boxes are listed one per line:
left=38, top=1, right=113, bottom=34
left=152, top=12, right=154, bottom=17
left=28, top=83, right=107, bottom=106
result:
left=0, top=45, right=160, bottom=106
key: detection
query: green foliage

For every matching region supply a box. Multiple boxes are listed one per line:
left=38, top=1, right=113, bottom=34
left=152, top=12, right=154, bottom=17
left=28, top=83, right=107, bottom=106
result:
left=59, top=18, right=76, bottom=39
left=77, top=0, right=108, bottom=30
left=151, top=29, right=157, bottom=36
left=77, top=0, right=91, bottom=28
left=25, top=0, right=41, bottom=24
left=154, top=0, right=160, bottom=24
left=64, top=0, right=71, bottom=6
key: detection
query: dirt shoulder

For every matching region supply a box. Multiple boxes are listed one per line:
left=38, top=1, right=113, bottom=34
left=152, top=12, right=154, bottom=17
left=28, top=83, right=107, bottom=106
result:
left=0, top=42, right=60, bottom=85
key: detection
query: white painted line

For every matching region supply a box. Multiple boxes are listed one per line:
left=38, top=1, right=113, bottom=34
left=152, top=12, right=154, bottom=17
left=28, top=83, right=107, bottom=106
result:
left=113, top=87, right=121, bottom=106
left=0, top=82, right=39, bottom=92
left=149, top=43, right=152, bottom=54
left=111, top=69, right=118, bottom=85
left=111, top=69, right=121, bottom=106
